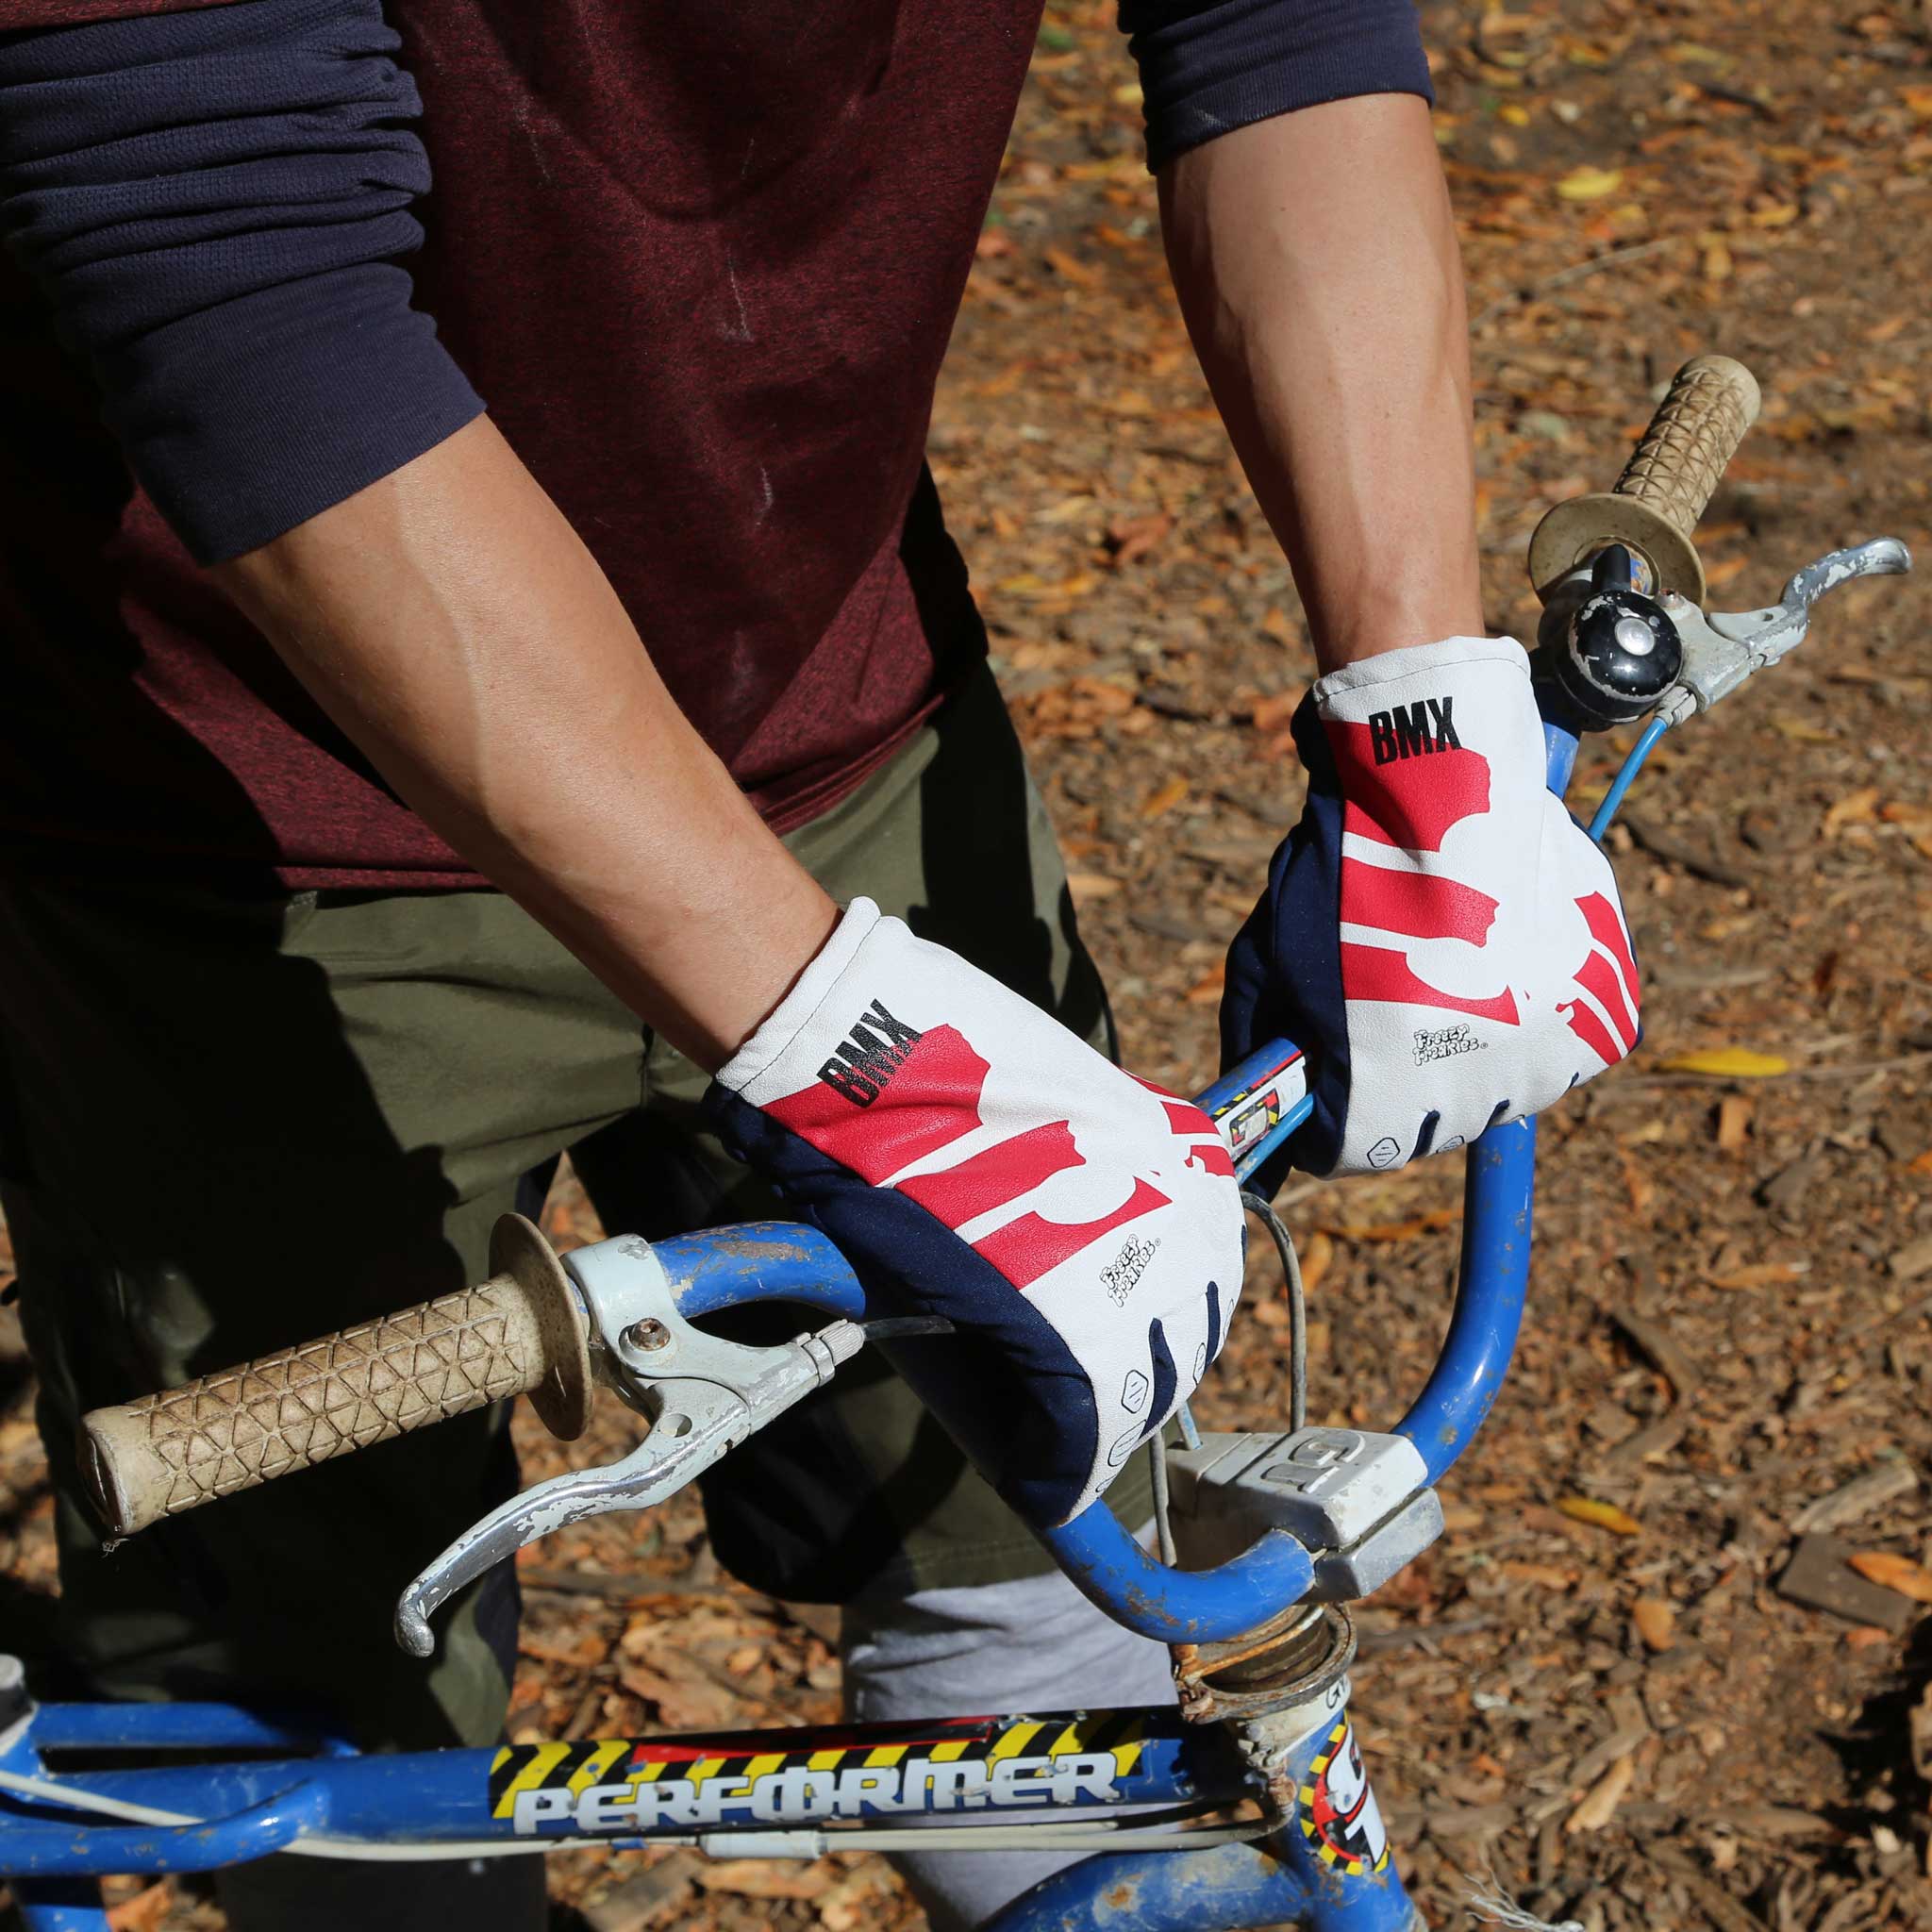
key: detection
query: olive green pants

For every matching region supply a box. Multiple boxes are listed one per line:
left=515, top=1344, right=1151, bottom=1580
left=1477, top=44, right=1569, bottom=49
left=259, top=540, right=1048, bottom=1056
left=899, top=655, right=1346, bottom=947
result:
left=0, top=665, right=1150, bottom=1757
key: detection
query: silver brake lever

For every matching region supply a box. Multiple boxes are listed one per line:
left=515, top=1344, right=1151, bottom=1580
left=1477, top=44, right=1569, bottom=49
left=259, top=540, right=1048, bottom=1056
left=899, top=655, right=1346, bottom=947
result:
left=394, top=1233, right=863, bottom=1656
left=1656, top=536, right=1912, bottom=724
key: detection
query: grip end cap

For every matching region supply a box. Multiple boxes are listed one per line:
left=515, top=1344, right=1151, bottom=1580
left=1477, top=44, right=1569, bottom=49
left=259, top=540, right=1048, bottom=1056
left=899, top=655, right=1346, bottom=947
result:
left=489, top=1213, right=593, bottom=1440
left=1529, top=491, right=1706, bottom=607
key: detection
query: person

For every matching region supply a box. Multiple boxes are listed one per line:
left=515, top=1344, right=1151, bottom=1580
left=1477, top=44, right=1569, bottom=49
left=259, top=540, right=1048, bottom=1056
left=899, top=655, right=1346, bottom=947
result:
left=0, top=3, right=1638, bottom=1926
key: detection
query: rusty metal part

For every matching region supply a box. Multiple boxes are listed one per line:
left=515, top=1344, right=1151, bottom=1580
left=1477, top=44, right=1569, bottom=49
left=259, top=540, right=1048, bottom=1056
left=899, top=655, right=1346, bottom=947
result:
left=1174, top=1602, right=1356, bottom=1725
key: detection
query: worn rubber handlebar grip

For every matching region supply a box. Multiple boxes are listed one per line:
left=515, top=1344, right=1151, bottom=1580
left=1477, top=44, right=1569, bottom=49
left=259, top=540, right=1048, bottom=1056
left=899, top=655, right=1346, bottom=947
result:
left=1611, top=354, right=1761, bottom=539
left=1528, top=354, right=1762, bottom=605
left=78, top=1215, right=592, bottom=1537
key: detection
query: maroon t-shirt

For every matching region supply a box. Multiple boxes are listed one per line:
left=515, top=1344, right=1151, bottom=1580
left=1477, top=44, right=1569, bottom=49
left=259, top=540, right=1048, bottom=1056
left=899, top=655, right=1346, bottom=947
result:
left=0, top=1, right=1041, bottom=887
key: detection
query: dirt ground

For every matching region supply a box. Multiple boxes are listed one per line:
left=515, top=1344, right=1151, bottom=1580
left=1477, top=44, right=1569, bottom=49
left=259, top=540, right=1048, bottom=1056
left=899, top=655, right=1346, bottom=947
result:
left=4, top=2, right=1932, bottom=1928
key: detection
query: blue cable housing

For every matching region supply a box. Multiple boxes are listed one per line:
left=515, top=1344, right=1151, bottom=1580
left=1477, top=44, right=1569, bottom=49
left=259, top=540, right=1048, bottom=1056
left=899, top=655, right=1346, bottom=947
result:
left=1588, top=715, right=1671, bottom=843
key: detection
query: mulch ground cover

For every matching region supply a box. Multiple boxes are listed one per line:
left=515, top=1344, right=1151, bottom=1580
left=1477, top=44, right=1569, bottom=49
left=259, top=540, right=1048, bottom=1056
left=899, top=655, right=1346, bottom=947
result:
left=4, top=3, right=1932, bottom=1926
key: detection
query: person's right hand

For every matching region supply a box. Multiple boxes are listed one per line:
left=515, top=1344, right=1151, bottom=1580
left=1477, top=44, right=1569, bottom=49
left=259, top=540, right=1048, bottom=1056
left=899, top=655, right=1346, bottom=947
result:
left=705, top=899, right=1246, bottom=1528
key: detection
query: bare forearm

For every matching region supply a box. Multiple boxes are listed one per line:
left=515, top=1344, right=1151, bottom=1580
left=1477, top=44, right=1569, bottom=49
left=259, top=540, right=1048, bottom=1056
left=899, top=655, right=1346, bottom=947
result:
left=1159, top=95, right=1482, bottom=671
left=214, top=417, right=836, bottom=1070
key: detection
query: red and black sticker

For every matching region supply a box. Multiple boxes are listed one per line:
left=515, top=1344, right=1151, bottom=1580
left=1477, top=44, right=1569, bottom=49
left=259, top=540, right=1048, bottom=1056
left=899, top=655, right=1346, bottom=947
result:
left=1211, top=1045, right=1307, bottom=1159
left=1299, top=1715, right=1389, bottom=1877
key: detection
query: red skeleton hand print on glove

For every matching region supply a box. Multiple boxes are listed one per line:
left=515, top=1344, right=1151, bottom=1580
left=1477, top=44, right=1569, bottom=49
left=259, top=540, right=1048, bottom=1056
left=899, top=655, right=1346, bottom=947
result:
left=1328, top=700, right=1639, bottom=1066
left=761, top=1004, right=1231, bottom=1290
left=1221, top=637, right=1641, bottom=1179
left=706, top=901, right=1246, bottom=1526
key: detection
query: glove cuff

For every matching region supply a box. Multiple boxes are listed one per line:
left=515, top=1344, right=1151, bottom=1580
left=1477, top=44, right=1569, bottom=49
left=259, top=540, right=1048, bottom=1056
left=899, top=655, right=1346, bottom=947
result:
left=718, top=897, right=883, bottom=1093
left=1310, top=635, right=1527, bottom=712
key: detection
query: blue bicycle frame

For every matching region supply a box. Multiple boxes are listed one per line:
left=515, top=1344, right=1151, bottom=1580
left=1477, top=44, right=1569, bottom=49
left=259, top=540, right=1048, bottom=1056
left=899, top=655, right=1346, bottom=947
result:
left=0, top=723, right=1584, bottom=1932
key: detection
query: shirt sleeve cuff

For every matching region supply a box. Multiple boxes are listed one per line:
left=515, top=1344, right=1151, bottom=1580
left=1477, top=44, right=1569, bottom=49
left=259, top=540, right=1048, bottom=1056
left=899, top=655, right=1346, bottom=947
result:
left=1121, top=0, right=1436, bottom=174
left=98, top=265, right=486, bottom=565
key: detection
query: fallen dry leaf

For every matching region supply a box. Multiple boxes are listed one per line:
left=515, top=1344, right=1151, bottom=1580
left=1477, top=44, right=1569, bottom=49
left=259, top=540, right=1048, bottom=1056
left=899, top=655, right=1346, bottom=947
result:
left=1108, top=510, right=1174, bottom=567
left=1657, top=1047, right=1790, bottom=1077
left=1557, top=1496, right=1642, bottom=1536
left=1184, top=965, right=1225, bottom=1004
left=1250, top=691, right=1299, bottom=734
left=1847, top=1551, right=1932, bottom=1605
left=1824, top=786, right=1882, bottom=835
left=1318, top=1206, right=1460, bottom=1243
left=1503, top=1560, right=1578, bottom=1590
left=1041, top=245, right=1099, bottom=289
left=107, top=1885, right=171, bottom=1932
left=618, top=1662, right=737, bottom=1731
left=1633, top=1598, right=1676, bottom=1652
left=1298, top=1228, right=1333, bottom=1295
left=1140, top=774, right=1189, bottom=819
left=1556, top=165, right=1624, bottom=202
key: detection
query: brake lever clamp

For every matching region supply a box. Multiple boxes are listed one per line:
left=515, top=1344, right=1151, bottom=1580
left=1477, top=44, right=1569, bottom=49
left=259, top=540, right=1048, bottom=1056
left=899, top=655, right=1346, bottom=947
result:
left=393, top=1233, right=862, bottom=1657
left=1655, top=535, right=1912, bottom=725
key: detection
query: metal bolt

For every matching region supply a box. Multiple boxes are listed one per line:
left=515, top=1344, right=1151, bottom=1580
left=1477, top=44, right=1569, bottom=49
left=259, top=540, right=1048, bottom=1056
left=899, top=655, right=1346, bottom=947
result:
left=625, top=1318, right=672, bottom=1352
left=1613, top=615, right=1656, bottom=656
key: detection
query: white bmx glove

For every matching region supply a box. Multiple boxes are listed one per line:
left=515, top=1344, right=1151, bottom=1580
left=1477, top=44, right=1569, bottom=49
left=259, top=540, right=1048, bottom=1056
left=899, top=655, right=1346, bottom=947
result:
left=705, top=900, right=1246, bottom=1525
left=1221, top=637, right=1641, bottom=1177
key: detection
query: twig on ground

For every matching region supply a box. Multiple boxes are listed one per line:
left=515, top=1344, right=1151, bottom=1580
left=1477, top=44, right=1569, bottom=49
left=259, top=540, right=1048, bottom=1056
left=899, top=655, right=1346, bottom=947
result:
left=1472, top=237, right=1686, bottom=328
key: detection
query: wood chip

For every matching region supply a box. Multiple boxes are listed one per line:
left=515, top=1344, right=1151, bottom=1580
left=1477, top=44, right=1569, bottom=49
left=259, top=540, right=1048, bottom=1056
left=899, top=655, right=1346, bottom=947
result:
left=1724, top=1805, right=1840, bottom=1840
left=692, top=1859, right=835, bottom=1900
left=1776, top=1534, right=1915, bottom=1633
left=1789, top=1462, right=1919, bottom=1534
left=1424, top=1801, right=1520, bottom=1838
left=1647, top=1848, right=1772, bottom=1932
left=585, top=1852, right=704, bottom=1932
left=1568, top=1722, right=1652, bottom=1795
left=1602, top=1412, right=1690, bottom=1470
left=1564, top=1753, right=1636, bottom=1834
left=1909, top=1682, right=1932, bottom=1782
left=1890, top=1234, right=1932, bottom=1282
left=1604, top=1304, right=1700, bottom=1399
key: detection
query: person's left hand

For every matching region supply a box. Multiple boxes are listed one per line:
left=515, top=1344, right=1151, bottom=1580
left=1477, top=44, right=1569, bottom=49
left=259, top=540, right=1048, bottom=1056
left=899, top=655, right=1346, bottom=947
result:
left=1220, top=636, right=1640, bottom=1183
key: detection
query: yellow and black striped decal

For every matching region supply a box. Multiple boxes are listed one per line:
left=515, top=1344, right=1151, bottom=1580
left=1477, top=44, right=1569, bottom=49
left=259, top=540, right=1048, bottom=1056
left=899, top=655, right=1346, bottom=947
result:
left=1211, top=1045, right=1307, bottom=1158
left=489, top=1710, right=1149, bottom=1821
left=1297, top=1715, right=1390, bottom=1877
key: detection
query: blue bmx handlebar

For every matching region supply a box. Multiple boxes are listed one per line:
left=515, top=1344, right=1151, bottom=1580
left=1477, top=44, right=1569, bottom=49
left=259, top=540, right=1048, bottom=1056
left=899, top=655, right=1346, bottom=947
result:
left=656, top=724, right=1579, bottom=1644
